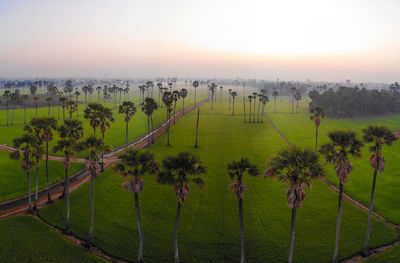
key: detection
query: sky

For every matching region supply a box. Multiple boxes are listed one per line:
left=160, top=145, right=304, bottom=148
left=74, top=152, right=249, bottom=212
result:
left=0, top=0, right=399, bottom=82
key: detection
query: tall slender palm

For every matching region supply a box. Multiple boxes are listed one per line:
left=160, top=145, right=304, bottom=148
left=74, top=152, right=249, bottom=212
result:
left=227, top=158, right=259, bottom=263
left=84, top=103, right=102, bottom=135
left=228, top=89, right=232, bottom=110
left=192, top=81, right=199, bottom=104
left=119, top=101, right=137, bottom=152
left=209, top=83, right=217, bottom=110
left=247, top=95, right=253, bottom=123
left=98, top=106, right=114, bottom=171
left=67, top=100, right=77, bottom=119
left=320, top=130, right=363, bottom=263
left=10, top=134, right=39, bottom=214
left=53, top=119, right=84, bottom=234
left=220, top=86, right=223, bottom=103
left=60, top=96, right=68, bottom=121
left=162, top=91, right=174, bottom=146
left=172, top=90, right=180, bottom=123
left=273, top=91, right=278, bottom=114
left=260, top=95, right=268, bottom=123
left=310, top=106, right=325, bottom=152
left=290, top=87, right=296, bottom=113
left=2, top=90, right=11, bottom=126
left=142, top=97, right=158, bottom=147
left=362, top=125, right=397, bottom=255
left=265, top=146, right=324, bottom=263
left=180, top=88, right=188, bottom=114
left=294, top=92, right=301, bottom=113
left=34, top=96, right=40, bottom=117
left=79, top=136, right=108, bottom=247
left=113, top=149, right=159, bottom=263
left=157, top=152, right=207, bottom=263
left=252, top=92, right=257, bottom=122
left=231, top=91, right=237, bottom=115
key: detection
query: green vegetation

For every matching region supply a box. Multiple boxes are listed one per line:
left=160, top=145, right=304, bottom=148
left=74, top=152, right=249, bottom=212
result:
left=365, top=244, right=400, bottom=263
left=0, top=216, right=106, bottom=263
left=39, top=98, right=397, bottom=262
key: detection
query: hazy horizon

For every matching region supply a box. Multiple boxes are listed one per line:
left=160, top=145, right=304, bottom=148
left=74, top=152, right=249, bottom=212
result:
left=1, top=0, right=399, bottom=82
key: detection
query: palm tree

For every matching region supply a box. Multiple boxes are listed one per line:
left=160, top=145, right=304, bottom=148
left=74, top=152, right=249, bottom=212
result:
left=10, top=133, right=39, bottom=214
left=192, top=81, right=199, bottom=104
left=10, top=90, right=20, bottom=125
left=247, top=95, right=253, bottom=123
left=60, top=96, right=68, bottom=121
left=84, top=103, right=103, bottom=134
left=228, top=89, right=232, bottom=110
left=260, top=95, right=269, bottom=123
left=53, top=119, right=84, bottom=234
left=2, top=90, right=11, bottom=126
left=46, top=97, right=53, bottom=117
left=227, top=158, right=259, bottom=263
left=265, top=146, right=324, bottom=263
left=119, top=101, right=137, bottom=152
left=231, top=91, right=237, bottom=116
left=252, top=92, right=257, bottom=122
left=79, top=135, right=108, bottom=247
left=98, top=106, right=114, bottom=171
left=96, top=86, right=102, bottom=102
left=294, top=92, right=301, bottom=113
left=194, top=108, right=200, bottom=148
left=209, top=83, right=217, bottom=110
left=273, top=91, right=278, bottom=114
left=362, top=126, right=397, bottom=255
left=162, top=91, right=174, bottom=146
left=319, top=130, right=363, bottom=263
left=180, top=88, right=188, bottom=114
left=34, top=96, right=40, bottom=117
left=142, top=97, right=158, bottom=147
left=172, top=90, right=180, bottom=123
left=290, top=87, right=296, bottom=113
left=21, top=95, right=29, bottom=124
left=220, top=86, right=223, bottom=103
left=310, top=106, right=325, bottom=152
left=113, top=149, right=159, bottom=263
left=157, top=152, right=207, bottom=263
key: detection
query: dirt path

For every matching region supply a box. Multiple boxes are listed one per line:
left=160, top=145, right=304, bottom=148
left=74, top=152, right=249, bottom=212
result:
left=266, top=115, right=400, bottom=263
left=0, top=97, right=209, bottom=218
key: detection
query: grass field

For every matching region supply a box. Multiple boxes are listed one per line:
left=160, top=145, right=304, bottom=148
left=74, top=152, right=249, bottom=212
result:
left=365, top=244, right=400, bottom=263
left=0, top=150, right=84, bottom=202
left=38, top=96, right=397, bottom=262
left=266, top=97, right=400, bottom=224
left=0, top=216, right=106, bottom=263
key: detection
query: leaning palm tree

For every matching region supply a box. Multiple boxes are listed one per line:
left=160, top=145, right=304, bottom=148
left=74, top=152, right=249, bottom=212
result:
left=320, top=130, right=363, bottom=263
left=113, top=149, right=159, bottom=263
left=53, top=119, right=84, bottom=234
left=142, top=97, right=158, bottom=147
left=157, top=152, right=207, bottom=263
left=84, top=103, right=103, bottom=134
left=162, top=91, right=174, bottom=146
left=265, top=146, right=324, bottom=263
left=227, top=158, right=259, bottom=263
left=310, top=106, right=325, bottom=152
left=78, top=135, right=109, bottom=247
left=119, top=101, right=137, bottom=151
left=362, top=125, right=397, bottom=255
left=10, top=133, right=39, bottom=214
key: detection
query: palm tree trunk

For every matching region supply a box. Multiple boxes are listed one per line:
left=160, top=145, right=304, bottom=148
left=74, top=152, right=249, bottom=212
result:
left=101, top=133, right=105, bottom=172
left=147, top=116, right=150, bottom=147
left=239, top=198, right=245, bottom=263
left=167, top=111, right=171, bottom=146
left=333, top=183, right=344, bottom=263
left=35, top=104, right=38, bottom=117
left=363, top=169, right=378, bottom=255
left=248, top=101, right=252, bottom=123
left=27, top=171, right=33, bottom=213
left=125, top=120, right=129, bottom=152
left=11, top=105, right=15, bottom=126
left=151, top=115, right=155, bottom=144
left=194, top=88, right=197, bottom=105
left=261, top=104, right=265, bottom=123
left=315, top=126, right=319, bottom=152
left=253, top=100, right=256, bottom=122
left=195, top=108, right=200, bottom=148
left=274, top=98, right=277, bottom=114
left=34, top=156, right=39, bottom=210
left=46, top=142, right=52, bottom=203
left=174, top=201, right=182, bottom=263
left=257, top=100, right=261, bottom=123
left=182, top=98, right=185, bottom=114
left=229, top=95, right=231, bottom=110
left=288, top=208, right=297, bottom=263
left=48, top=105, right=50, bottom=117
left=232, top=98, right=235, bottom=115
left=243, top=98, right=246, bottom=123
left=87, top=170, right=95, bottom=246
left=135, top=193, right=144, bottom=263
left=24, top=106, right=27, bottom=124
left=173, top=101, right=177, bottom=124
left=65, top=155, right=70, bottom=235
left=6, top=103, right=10, bottom=126
left=62, top=108, right=65, bottom=121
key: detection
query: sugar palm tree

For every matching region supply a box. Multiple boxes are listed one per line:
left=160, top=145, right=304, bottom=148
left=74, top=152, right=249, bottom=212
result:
left=247, top=95, right=253, bottom=123
left=113, top=149, right=159, bottom=263
left=172, top=90, right=180, bottom=123
left=260, top=95, right=269, bottom=123
left=10, top=90, right=20, bottom=125
left=157, top=152, right=207, bottom=263
left=265, top=146, right=324, bottom=263
left=290, top=87, right=296, bottom=113
left=294, top=92, right=301, bottom=113
left=162, top=91, right=174, bottom=146
left=84, top=103, right=103, bottom=135
left=2, top=90, right=11, bottom=126
left=180, top=88, right=188, bottom=114
left=119, top=101, right=137, bottom=151
left=362, top=125, right=397, bottom=255
left=228, top=89, right=232, bottom=110
left=192, top=81, right=199, bottom=104
left=67, top=100, right=77, bottom=119
left=227, top=158, right=259, bottom=263
left=53, top=119, right=84, bottom=234
left=273, top=91, right=278, bottom=114
left=96, top=86, right=102, bottom=102
left=79, top=135, right=108, bottom=247
left=98, top=105, right=114, bottom=171
left=209, top=83, right=217, bottom=110
left=142, top=97, right=158, bottom=147
left=231, top=91, right=237, bottom=116
left=252, top=92, right=257, bottom=122
left=10, top=133, right=39, bottom=214
left=319, top=130, right=363, bottom=263
left=59, top=96, right=68, bottom=121
left=220, top=86, right=223, bottom=103
left=310, top=106, right=325, bottom=152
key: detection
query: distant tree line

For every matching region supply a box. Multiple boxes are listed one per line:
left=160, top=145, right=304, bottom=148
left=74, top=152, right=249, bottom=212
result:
left=309, top=84, right=400, bottom=118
